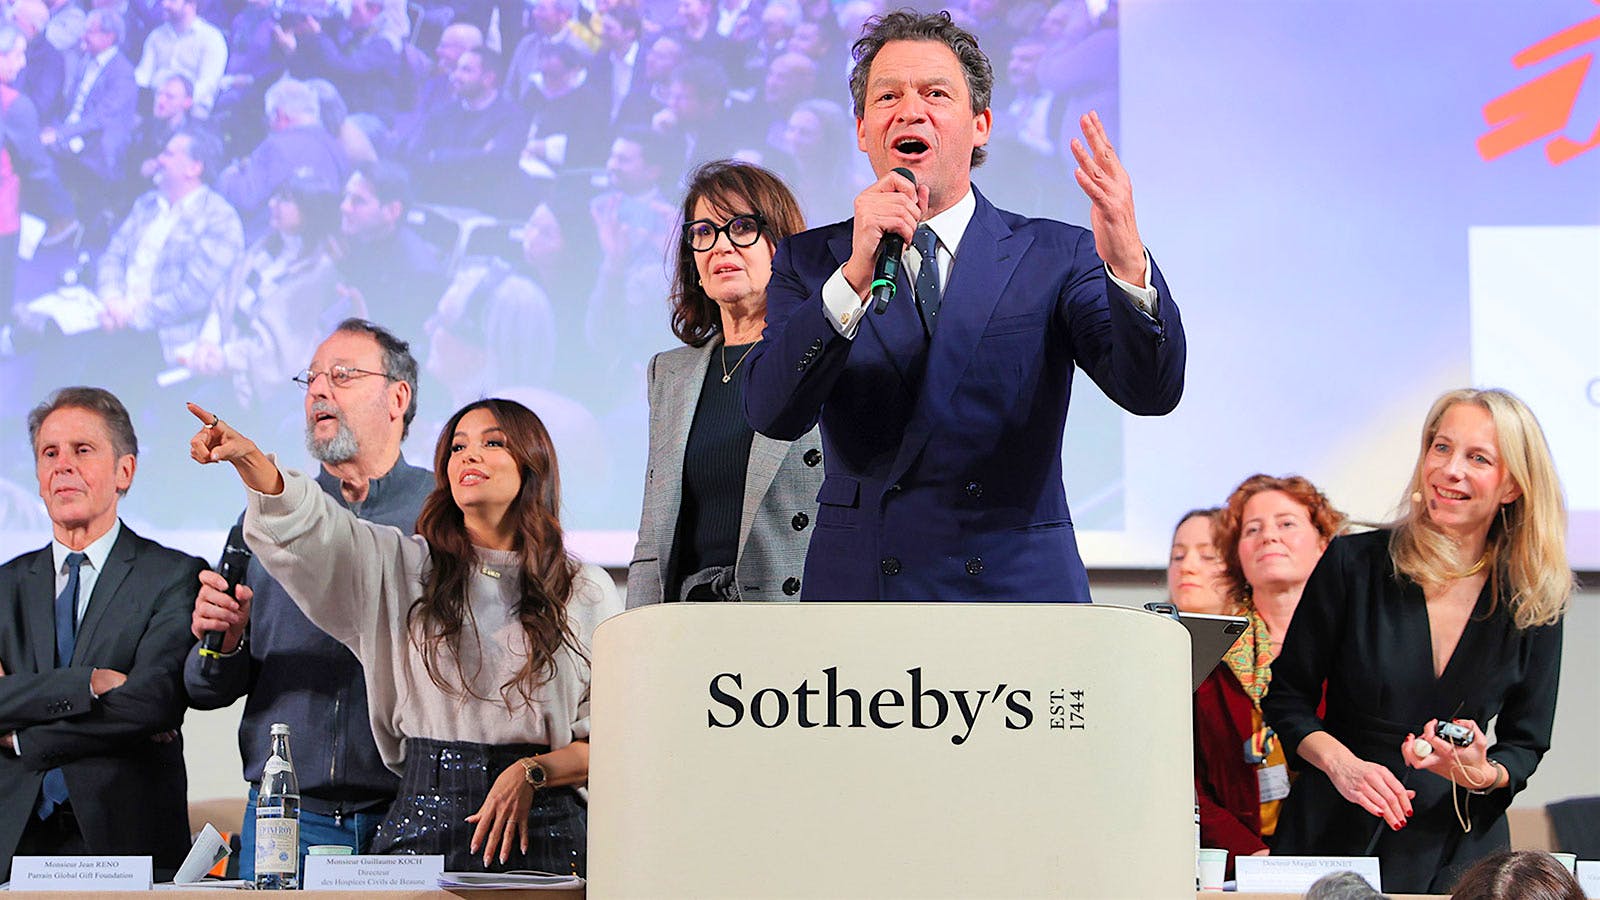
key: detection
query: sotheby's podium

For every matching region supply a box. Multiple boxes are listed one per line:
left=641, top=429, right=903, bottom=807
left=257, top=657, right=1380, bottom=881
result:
left=586, top=603, right=1194, bottom=898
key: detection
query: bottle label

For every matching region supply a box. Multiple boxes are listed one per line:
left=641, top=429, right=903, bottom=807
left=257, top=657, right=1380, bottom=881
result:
left=263, top=754, right=291, bottom=777
left=255, top=818, right=299, bottom=875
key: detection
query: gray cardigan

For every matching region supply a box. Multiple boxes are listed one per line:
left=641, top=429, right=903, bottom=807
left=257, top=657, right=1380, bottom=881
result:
left=627, top=339, right=823, bottom=606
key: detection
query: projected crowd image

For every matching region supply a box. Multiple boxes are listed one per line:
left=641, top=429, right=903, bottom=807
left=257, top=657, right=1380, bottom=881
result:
left=0, top=0, right=1120, bottom=546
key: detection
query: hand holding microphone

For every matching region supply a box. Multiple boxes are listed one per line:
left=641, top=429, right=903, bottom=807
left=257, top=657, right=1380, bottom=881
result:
left=193, top=525, right=254, bottom=674
left=841, top=167, right=926, bottom=312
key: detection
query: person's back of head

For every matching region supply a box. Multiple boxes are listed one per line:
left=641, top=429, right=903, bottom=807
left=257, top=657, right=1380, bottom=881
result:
left=1305, top=871, right=1387, bottom=900
left=1450, top=850, right=1584, bottom=900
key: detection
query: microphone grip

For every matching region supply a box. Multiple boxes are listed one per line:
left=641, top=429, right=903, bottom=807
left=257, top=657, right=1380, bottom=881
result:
left=200, top=526, right=252, bottom=676
left=870, top=232, right=905, bottom=315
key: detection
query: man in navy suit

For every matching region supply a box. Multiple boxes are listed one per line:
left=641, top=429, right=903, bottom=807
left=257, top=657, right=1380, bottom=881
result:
left=0, top=387, right=205, bottom=878
left=744, top=9, right=1185, bottom=603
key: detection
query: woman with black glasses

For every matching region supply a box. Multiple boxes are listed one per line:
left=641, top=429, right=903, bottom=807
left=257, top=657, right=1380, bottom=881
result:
left=627, top=160, right=822, bottom=605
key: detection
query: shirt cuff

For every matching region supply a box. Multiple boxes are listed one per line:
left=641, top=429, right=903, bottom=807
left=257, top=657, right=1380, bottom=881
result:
left=7, top=732, right=19, bottom=755
left=544, top=133, right=569, bottom=166
left=822, top=266, right=868, bottom=338
left=1106, top=249, right=1158, bottom=319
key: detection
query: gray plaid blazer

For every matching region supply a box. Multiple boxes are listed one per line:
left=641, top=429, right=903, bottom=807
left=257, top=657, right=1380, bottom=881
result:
left=627, top=339, right=823, bottom=607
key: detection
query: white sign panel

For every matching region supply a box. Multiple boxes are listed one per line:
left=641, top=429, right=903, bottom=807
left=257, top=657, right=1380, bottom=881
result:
left=1235, top=855, right=1382, bottom=892
left=302, top=854, right=444, bottom=891
left=11, top=856, right=152, bottom=891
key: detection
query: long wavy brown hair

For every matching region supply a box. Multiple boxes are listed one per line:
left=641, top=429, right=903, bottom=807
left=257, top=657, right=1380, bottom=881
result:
left=410, top=398, right=582, bottom=706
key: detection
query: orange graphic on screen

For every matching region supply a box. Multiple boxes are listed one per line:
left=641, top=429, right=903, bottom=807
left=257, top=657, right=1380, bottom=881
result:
left=1478, top=7, right=1600, bottom=164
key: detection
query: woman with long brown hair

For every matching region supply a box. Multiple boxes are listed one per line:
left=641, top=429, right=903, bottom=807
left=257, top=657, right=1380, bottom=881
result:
left=187, top=396, right=620, bottom=876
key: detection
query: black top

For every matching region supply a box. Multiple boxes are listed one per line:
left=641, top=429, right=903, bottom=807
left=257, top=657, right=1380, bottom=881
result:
left=1263, top=530, right=1564, bottom=892
left=671, top=343, right=757, bottom=598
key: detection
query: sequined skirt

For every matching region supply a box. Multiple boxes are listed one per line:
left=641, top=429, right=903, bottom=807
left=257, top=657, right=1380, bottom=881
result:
left=371, top=738, right=587, bottom=876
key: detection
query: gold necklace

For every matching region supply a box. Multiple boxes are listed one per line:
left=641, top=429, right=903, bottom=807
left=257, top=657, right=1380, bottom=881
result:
left=1456, top=553, right=1488, bottom=579
left=721, top=341, right=758, bottom=383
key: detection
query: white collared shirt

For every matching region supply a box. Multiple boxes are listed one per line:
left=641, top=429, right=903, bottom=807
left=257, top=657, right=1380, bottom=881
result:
left=821, top=185, right=1157, bottom=337
left=51, top=519, right=122, bottom=628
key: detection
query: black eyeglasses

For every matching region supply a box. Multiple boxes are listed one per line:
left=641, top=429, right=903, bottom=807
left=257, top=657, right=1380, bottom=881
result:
left=292, top=365, right=391, bottom=390
left=684, top=214, right=765, bottom=252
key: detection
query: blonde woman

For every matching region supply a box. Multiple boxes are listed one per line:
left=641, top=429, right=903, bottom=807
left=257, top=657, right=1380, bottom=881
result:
left=1265, top=388, right=1572, bottom=893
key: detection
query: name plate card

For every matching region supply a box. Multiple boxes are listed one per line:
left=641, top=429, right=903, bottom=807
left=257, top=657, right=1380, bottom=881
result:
left=303, top=854, right=444, bottom=891
left=1576, top=861, right=1599, bottom=898
left=11, top=856, right=152, bottom=891
left=1235, top=855, right=1382, bottom=892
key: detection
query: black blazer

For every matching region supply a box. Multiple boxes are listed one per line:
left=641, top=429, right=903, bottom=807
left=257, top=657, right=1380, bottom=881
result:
left=55, top=51, right=138, bottom=182
left=0, top=525, right=205, bottom=879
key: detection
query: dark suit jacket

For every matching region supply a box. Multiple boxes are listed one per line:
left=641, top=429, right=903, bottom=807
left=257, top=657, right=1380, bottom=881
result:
left=54, top=51, right=138, bottom=183
left=0, top=525, right=206, bottom=878
left=744, top=186, right=1185, bottom=602
left=20, top=40, right=66, bottom=125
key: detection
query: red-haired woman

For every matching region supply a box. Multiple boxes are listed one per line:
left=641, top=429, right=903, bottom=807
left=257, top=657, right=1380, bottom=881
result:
left=188, top=397, right=621, bottom=876
left=1194, top=474, right=1346, bottom=872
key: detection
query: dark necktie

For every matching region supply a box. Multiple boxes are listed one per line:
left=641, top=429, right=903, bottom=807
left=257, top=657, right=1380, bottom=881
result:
left=913, top=224, right=942, bottom=335
left=38, top=552, right=86, bottom=820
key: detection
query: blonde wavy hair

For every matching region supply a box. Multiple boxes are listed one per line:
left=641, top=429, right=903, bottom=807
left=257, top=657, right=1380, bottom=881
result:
left=1389, top=388, right=1573, bottom=629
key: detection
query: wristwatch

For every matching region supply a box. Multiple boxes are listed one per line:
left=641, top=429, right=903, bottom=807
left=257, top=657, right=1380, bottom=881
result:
left=520, top=757, right=547, bottom=790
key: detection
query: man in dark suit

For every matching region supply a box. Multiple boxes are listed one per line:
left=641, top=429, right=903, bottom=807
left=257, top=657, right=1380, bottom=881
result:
left=744, top=9, right=1185, bottom=603
left=44, top=9, right=137, bottom=232
left=0, top=387, right=206, bottom=879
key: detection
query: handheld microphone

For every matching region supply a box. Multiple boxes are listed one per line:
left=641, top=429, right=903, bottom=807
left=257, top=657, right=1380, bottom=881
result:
left=199, top=524, right=252, bottom=675
left=870, top=166, right=916, bottom=315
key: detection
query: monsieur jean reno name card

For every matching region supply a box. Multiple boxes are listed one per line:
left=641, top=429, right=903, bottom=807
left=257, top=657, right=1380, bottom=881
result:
left=302, top=854, right=444, bottom=890
left=1234, top=855, right=1382, bottom=892
left=11, top=856, right=153, bottom=891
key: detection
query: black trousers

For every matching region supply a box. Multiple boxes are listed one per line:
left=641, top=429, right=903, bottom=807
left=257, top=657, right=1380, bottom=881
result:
left=372, top=738, right=586, bottom=876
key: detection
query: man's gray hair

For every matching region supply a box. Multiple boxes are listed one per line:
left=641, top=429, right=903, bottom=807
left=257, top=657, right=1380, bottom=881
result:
left=333, top=318, right=419, bottom=438
left=1305, top=871, right=1389, bottom=900
left=86, top=8, right=125, bottom=45
left=27, top=387, right=140, bottom=494
left=264, top=77, right=321, bottom=126
left=847, top=8, right=994, bottom=167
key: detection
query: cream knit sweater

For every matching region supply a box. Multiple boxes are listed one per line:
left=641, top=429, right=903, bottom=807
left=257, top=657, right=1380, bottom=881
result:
left=245, top=468, right=623, bottom=773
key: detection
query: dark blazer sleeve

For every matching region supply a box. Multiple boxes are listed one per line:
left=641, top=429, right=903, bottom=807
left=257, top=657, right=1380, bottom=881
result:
left=14, top=548, right=205, bottom=770
left=743, top=230, right=856, bottom=441
left=0, top=555, right=95, bottom=729
left=0, top=672, right=95, bottom=730
left=1486, top=617, right=1562, bottom=799
left=1059, top=233, right=1185, bottom=416
left=1262, top=536, right=1353, bottom=766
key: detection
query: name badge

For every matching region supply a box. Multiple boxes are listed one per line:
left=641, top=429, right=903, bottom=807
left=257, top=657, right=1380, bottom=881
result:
left=1257, top=762, right=1290, bottom=802
left=1235, top=855, right=1382, bottom=892
left=303, top=854, right=444, bottom=891
left=10, top=856, right=152, bottom=891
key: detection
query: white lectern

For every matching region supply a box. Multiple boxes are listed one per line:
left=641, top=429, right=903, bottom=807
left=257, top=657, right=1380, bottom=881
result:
left=587, top=603, right=1194, bottom=898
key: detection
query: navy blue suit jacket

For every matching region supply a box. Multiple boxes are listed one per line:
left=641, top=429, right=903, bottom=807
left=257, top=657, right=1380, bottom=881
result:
left=744, top=187, right=1185, bottom=603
